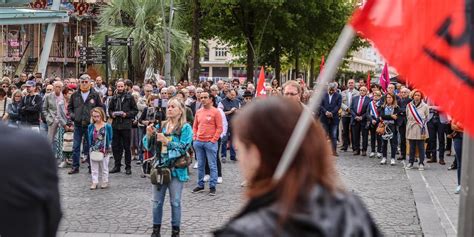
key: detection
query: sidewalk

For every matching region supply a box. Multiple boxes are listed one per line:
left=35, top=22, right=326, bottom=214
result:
left=405, top=155, right=459, bottom=237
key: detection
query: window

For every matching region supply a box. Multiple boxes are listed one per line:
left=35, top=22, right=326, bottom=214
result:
left=215, top=47, right=228, bottom=57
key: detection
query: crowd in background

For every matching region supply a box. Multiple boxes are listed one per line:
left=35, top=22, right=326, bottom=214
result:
left=0, top=72, right=465, bottom=236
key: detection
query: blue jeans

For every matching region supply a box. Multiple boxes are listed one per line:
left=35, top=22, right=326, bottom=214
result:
left=137, top=126, right=145, bottom=162
left=453, top=136, right=463, bottom=185
left=152, top=177, right=183, bottom=226
left=194, top=141, right=218, bottom=188
left=221, top=128, right=236, bottom=160
left=72, top=125, right=90, bottom=169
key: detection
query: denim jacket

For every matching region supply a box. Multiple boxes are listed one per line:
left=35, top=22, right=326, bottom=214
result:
left=143, top=123, right=193, bottom=182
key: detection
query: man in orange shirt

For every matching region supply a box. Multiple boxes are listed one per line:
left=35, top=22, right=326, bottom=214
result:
left=192, top=92, right=223, bottom=196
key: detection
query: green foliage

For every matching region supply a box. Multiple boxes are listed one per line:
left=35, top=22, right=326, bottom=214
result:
left=93, top=0, right=191, bottom=80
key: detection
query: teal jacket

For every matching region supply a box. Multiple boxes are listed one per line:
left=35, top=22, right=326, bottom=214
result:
left=87, top=123, right=113, bottom=151
left=143, top=123, right=193, bottom=182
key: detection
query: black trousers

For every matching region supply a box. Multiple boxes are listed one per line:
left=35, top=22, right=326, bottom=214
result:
left=382, top=123, right=398, bottom=159
left=351, top=120, right=368, bottom=152
left=398, top=119, right=407, bottom=158
left=341, top=117, right=351, bottom=149
left=112, top=128, right=132, bottom=170
left=427, top=118, right=446, bottom=161
left=206, top=138, right=222, bottom=177
left=369, top=124, right=382, bottom=153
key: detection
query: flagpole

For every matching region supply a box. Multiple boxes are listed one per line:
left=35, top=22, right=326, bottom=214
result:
left=273, top=25, right=356, bottom=181
left=458, top=134, right=474, bottom=236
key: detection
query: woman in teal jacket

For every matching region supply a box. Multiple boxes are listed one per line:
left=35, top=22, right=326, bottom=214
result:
left=87, top=107, right=113, bottom=190
left=143, top=98, right=192, bottom=237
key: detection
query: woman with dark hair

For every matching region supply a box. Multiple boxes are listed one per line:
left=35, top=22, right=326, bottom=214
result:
left=271, top=78, right=279, bottom=89
left=214, top=97, right=380, bottom=236
left=379, top=92, right=401, bottom=166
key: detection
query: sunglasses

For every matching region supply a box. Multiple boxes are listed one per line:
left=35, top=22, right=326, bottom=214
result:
left=80, top=81, right=89, bottom=84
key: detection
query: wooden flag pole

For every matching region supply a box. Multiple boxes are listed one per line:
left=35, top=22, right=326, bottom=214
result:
left=458, top=134, right=474, bottom=236
left=273, top=25, right=356, bottom=181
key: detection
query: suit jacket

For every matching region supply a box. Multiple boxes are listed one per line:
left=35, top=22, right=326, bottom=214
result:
left=0, top=124, right=62, bottom=237
left=340, top=89, right=359, bottom=117
left=320, top=92, right=342, bottom=125
left=350, top=95, right=371, bottom=125
left=42, top=93, right=68, bottom=126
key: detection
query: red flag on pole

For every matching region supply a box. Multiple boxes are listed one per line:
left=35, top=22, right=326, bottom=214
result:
left=379, top=63, right=389, bottom=92
left=319, top=55, right=325, bottom=73
left=256, top=66, right=266, bottom=97
left=351, top=0, right=474, bottom=134
left=366, top=71, right=371, bottom=90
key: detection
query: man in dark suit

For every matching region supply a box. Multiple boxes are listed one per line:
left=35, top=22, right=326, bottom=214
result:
left=350, top=86, right=371, bottom=156
left=320, top=82, right=342, bottom=156
left=0, top=124, right=62, bottom=237
left=397, top=88, right=412, bottom=160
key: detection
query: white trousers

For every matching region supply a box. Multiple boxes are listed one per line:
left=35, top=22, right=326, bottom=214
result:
left=90, top=155, right=110, bottom=184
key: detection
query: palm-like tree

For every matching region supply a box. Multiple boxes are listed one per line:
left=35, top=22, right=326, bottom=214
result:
left=94, top=0, right=191, bottom=82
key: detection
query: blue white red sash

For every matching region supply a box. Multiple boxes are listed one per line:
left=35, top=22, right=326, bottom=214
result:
left=370, top=101, right=379, bottom=118
left=408, top=102, right=427, bottom=134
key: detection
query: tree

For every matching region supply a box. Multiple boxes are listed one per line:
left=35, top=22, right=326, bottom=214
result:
left=94, top=0, right=191, bottom=82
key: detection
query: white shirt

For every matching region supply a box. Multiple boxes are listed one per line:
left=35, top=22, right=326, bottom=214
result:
left=81, top=91, right=90, bottom=103
left=218, top=108, right=228, bottom=138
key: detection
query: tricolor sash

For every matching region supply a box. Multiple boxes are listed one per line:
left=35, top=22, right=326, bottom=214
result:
left=370, top=101, right=379, bottom=118
left=408, top=102, right=426, bottom=135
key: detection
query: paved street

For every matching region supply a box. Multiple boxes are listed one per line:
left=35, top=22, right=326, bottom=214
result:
left=58, top=152, right=459, bottom=236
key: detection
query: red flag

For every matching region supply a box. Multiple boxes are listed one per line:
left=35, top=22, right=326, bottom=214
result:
left=379, top=63, right=389, bottom=92
left=351, top=0, right=474, bottom=134
left=366, top=71, right=371, bottom=90
left=256, top=66, right=266, bottom=97
left=319, top=55, right=325, bottom=73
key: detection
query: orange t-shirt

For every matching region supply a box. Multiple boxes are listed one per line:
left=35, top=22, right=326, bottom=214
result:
left=193, top=107, right=223, bottom=143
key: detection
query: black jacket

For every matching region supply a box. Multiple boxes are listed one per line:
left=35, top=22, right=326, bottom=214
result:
left=214, top=185, right=381, bottom=237
left=19, top=94, right=42, bottom=125
left=0, top=124, right=62, bottom=237
left=108, top=92, right=138, bottom=130
left=68, top=90, right=103, bottom=126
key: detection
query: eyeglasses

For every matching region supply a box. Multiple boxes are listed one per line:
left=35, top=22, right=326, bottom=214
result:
left=145, top=90, right=153, bottom=93
left=284, top=92, right=299, bottom=96
left=80, top=81, right=89, bottom=84
left=14, top=95, right=21, bottom=98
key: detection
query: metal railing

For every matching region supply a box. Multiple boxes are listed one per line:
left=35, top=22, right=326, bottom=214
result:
left=50, top=41, right=77, bottom=58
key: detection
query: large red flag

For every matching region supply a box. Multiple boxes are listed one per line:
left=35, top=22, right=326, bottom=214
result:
left=256, top=66, right=266, bottom=97
left=351, top=0, right=474, bottom=134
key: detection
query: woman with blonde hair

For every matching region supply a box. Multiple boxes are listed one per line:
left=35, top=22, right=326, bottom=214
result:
left=88, top=107, right=113, bottom=190
left=405, top=90, right=429, bottom=171
left=143, top=97, right=193, bottom=237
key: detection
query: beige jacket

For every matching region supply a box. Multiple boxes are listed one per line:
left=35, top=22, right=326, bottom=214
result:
left=340, top=89, right=359, bottom=117
left=406, top=101, right=430, bottom=140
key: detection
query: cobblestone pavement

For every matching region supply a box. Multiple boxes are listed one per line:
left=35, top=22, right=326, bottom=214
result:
left=58, top=152, right=424, bottom=236
left=336, top=152, right=423, bottom=236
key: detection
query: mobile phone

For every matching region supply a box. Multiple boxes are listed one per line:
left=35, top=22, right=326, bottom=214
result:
left=153, top=99, right=159, bottom=107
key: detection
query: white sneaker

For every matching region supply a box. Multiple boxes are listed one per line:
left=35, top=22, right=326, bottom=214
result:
left=217, top=177, right=223, bottom=184
left=380, top=158, right=387, bottom=165
left=193, top=162, right=198, bottom=169
left=405, top=163, right=413, bottom=170
left=376, top=153, right=382, bottom=159
left=58, top=161, right=66, bottom=168
left=418, top=164, right=425, bottom=171
left=369, top=152, right=375, bottom=158
left=203, top=175, right=210, bottom=182
left=390, top=159, right=396, bottom=166
left=240, top=180, right=247, bottom=187
left=455, top=185, right=461, bottom=194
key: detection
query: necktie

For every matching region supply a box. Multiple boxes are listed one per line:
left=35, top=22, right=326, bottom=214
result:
left=357, top=96, right=364, bottom=115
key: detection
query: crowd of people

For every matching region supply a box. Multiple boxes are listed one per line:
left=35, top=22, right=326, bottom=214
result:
left=0, top=72, right=464, bottom=236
